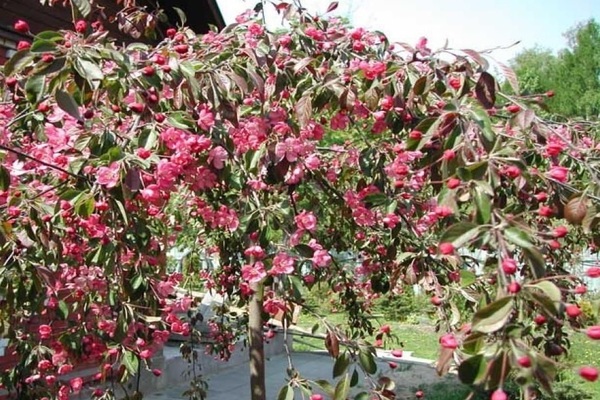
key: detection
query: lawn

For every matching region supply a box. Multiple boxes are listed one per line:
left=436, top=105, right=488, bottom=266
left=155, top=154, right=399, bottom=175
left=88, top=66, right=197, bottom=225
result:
left=290, top=302, right=600, bottom=400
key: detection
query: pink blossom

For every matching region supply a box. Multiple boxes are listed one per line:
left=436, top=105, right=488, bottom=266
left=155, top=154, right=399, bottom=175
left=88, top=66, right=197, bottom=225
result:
left=197, top=107, right=215, bottom=131
left=352, top=207, right=376, bottom=227
left=304, top=154, right=321, bottom=170
left=439, top=243, right=455, bottom=255
left=587, top=325, right=600, bottom=339
left=24, top=374, right=41, bottom=384
left=547, top=166, right=569, bottom=183
left=304, top=26, right=325, bottom=41
left=38, top=359, right=53, bottom=371
left=312, top=249, right=331, bottom=268
left=285, top=165, right=305, bottom=184
left=277, top=34, right=292, bottom=47
left=330, top=112, right=350, bottom=130
left=244, top=245, right=266, bottom=260
left=579, top=366, right=599, bottom=382
left=359, top=60, right=386, bottom=80
left=263, top=298, right=286, bottom=315
left=140, top=184, right=162, bottom=205
left=490, top=389, right=507, bottom=400
left=155, top=280, right=175, bottom=297
left=139, top=349, right=153, bottom=359
left=415, top=36, right=431, bottom=56
left=434, top=205, right=453, bottom=217
left=270, top=253, right=295, bottom=275
left=391, top=349, right=403, bottom=357
left=58, top=385, right=70, bottom=400
left=586, top=267, right=600, bottom=278
left=96, top=162, right=120, bottom=188
left=242, top=262, right=266, bottom=283
left=295, top=210, right=317, bottom=232
left=382, top=213, right=399, bottom=229
left=58, top=364, right=73, bottom=375
left=275, top=137, right=304, bottom=162
left=208, top=146, right=228, bottom=169
left=440, top=333, right=458, bottom=349
left=70, top=377, right=83, bottom=393
left=38, top=324, right=52, bottom=340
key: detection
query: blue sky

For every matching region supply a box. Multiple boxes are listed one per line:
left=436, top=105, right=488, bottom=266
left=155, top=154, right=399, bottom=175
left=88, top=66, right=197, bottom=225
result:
left=217, top=0, right=600, bottom=62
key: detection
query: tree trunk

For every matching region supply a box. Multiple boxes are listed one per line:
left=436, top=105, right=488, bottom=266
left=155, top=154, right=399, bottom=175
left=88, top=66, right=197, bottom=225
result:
left=248, top=281, right=266, bottom=400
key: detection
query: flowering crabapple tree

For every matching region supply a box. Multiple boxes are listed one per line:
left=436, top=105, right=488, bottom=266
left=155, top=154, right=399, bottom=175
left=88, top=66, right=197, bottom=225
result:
left=1, top=1, right=600, bottom=399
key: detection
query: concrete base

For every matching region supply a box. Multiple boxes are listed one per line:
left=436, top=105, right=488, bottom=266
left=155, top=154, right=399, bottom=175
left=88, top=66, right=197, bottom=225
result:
left=89, top=332, right=292, bottom=399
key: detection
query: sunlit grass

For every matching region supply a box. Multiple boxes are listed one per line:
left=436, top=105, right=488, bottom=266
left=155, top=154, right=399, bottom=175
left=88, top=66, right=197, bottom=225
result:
left=291, top=310, right=600, bottom=399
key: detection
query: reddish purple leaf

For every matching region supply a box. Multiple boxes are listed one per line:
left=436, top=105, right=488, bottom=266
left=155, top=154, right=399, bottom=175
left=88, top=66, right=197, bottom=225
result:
left=326, top=2, right=339, bottom=13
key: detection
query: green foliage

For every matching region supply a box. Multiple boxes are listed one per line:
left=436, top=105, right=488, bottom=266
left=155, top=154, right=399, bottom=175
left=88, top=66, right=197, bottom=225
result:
left=511, top=47, right=557, bottom=95
left=373, top=288, right=433, bottom=322
left=511, top=19, right=600, bottom=118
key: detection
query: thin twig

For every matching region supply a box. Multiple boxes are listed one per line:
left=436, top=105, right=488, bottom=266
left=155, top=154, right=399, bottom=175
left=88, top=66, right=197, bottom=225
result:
left=0, top=144, right=87, bottom=181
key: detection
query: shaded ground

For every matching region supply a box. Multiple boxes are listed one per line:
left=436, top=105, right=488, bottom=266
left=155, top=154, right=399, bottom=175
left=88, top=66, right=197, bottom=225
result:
left=144, top=351, right=457, bottom=400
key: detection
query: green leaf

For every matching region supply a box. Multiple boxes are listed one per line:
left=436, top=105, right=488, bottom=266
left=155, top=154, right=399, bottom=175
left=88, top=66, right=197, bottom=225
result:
left=57, top=300, right=69, bottom=319
left=114, top=199, right=129, bottom=225
left=472, top=297, right=514, bottom=333
left=462, top=332, right=485, bottom=355
left=3, top=50, right=36, bottom=76
left=533, top=354, right=556, bottom=395
left=354, top=393, right=370, bottom=400
left=458, top=354, right=487, bottom=385
left=74, top=58, right=104, bottom=84
left=313, top=380, right=335, bottom=398
left=122, top=350, right=139, bottom=376
left=75, top=196, right=95, bottom=218
left=277, top=385, right=294, bottom=400
left=460, top=270, right=477, bottom=287
left=71, top=0, right=92, bottom=17
left=60, top=189, right=83, bottom=201
left=358, top=350, right=377, bottom=375
left=172, top=7, right=187, bottom=26
left=350, top=368, right=359, bottom=387
left=333, top=352, right=350, bottom=379
left=440, top=222, right=481, bottom=248
left=470, top=109, right=496, bottom=151
left=522, top=247, right=546, bottom=279
left=295, top=244, right=315, bottom=258
left=333, top=374, right=350, bottom=400
left=138, top=129, right=158, bottom=150
left=363, top=192, right=387, bottom=207
left=474, top=185, right=491, bottom=224
left=311, top=323, right=320, bottom=335
left=56, top=90, right=82, bottom=121
left=0, top=166, right=10, bottom=191
left=35, top=31, right=64, bottom=42
left=30, top=40, right=57, bottom=53
left=466, top=161, right=489, bottom=180
left=525, top=281, right=561, bottom=313
left=131, top=274, right=144, bottom=290
left=504, top=227, right=533, bottom=249
left=167, top=112, right=195, bottom=129
left=25, top=74, right=45, bottom=103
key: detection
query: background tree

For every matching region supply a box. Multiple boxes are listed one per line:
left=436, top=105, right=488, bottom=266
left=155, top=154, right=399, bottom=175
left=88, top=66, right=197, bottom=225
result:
left=511, top=47, right=556, bottom=95
left=511, top=19, right=600, bottom=118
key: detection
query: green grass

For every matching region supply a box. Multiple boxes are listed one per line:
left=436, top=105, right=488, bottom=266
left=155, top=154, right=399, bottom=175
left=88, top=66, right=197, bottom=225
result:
left=291, top=311, right=600, bottom=400
left=292, top=311, right=440, bottom=359
left=560, top=331, right=600, bottom=399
